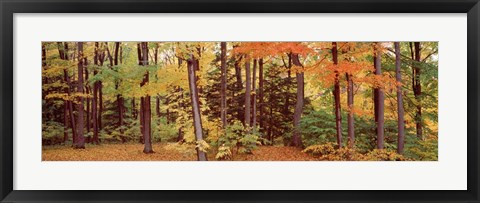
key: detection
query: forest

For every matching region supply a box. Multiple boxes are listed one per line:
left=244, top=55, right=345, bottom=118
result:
left=42, top=42, right=438, bottom=161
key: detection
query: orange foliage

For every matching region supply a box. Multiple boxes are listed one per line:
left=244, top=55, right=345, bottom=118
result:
left=232, top=42, right=313, bottom=58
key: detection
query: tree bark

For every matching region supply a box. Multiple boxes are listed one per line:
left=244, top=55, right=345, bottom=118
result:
left=74, top=42, right=85, bottom=149
left=346, top=71, right=354, bottom=148
left=258, top=58, right=264, bottom=132
left=85, top=60, right=90, bottom=135
left=244, top=55, right=251, bottom=129
left=97, top=45, right=105, bottom=132
left=283, top=54, right=292, bottom=117
left=395, top=42, right=405, bottom=154
left=252, top=58, right=257, bottom=129
left=140, top=42, right=154, bottom=153
left=292, top=53, right=304, bottom=148
left=154, top=43, right=160, bottom=118
left=373, top=47, right=379, bottom=136
left=220, top=42, right=227, bottom=128
left=374, top=42, right=385, bottom=149
left=413, top=42, right=423, bottom=139
left=187, top=53, right=208, bottom=161
left=132, top=98, right=137, bottom=119
left=92, top=42, right=100, bottom=144
left=234, top=54, right=244, bottom=123
left=57, top=42, right=76, bottom=143
left=114, top=42, right=124, bottom=139
left=332, top=42, right=343, bottom=148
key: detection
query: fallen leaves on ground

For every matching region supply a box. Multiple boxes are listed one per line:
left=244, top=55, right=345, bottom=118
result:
left=42, top=143, right=316, bottom=161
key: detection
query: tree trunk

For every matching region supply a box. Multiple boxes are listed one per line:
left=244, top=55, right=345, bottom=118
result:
left=258, top=58, right=264, bottom=132
left=283, top=54, right=292, bottom=117
left=332, top=42, right=343, bottom=148
left=413, top=42, right=423, bottom=139
left=346, top=46, right=355, bottom=148
left=292, top=53, right=304, bottom=148
left=114, top=42, right=120, bottom=65
left=63, top=97, right=68, bottom=142
left=57, top=42, right=76, bottom=143
left=114, top=42, right=124, bottom=138
left=154, top=43, right=160, bottom=119
left=74, top=42, right=85, bottom=149
left=140, top=42, right=154, bottom=153
left=92, top=42, right=100, bottom=145
left=373, top=47, right=379, bottom=136
left=187, top=53, right=207, bottom=161
left=234, top=54, right=244, bottom=123
left=220, top=42, right=227, bottom=128
left=346, top=72, right=354, bottom=148
left=140, top=98, right=145, bottom=143
left=55, top=42, right=69, bottom=143
left=97, top=47, right=105, bottom=132
left=374, top=42, right=385, bottom=149
left=85, top=62, right=90, bottom=135
left=177, top=87, right=185, bottom=141
left=395, top=42, right=405, bottom=154
left=156, top=96, right=161, bottom=117
left=244, top=55, right=251, bottom=128
left=252, top=58, right=257, bottom=129
left=132, top=98, right=137, bottom=119
left=98, top=82, right=103, bottom=131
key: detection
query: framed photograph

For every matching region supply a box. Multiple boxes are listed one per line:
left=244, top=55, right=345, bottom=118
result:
left=1, top=0, right=479, bottom=202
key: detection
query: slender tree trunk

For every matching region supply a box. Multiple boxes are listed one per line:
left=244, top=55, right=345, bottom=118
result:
left=373, top=48, right=379, bottom=136
left=113, top=42, right=124, bottom=139
left=74, top=42, right=85, bottom=149
left=136, top=43, right=144, bottom=143
left=57, top=42, right=76, bottom=143
left=65, top=71, right=76, bottom=143
left=413, top=42, right=423, bottom=139
left=91, top=42, right=100, bottom=145
left=92, top=80, right=98, bottom=144
left=284, top=55, right=292, bottom=117
left=85, top=63, right=90, bottom=135
left=140, top=98, right=145, bottom=143
left=154, top=43, right=160, bottom=118
left=132, top=98, right=137, bottom=119
left=140, top=42, right=154, bottom=153
left=166, top=97, right=171, bottom=124
left=220, top=42, right=227, bottom=128
left=177, top=87, right=185, bottom=142
left=114, top=42, right=120, bottom=65
left=234, top=54, right=244, bottom=123
left=97, top=48, right=105, bottom=132
left=292, top=53, right=304, bottom=148
left=63, top=97, right=68, bottom=142
left=156, top=97, right=161, bottom=117
left=258, top=58, right=264, bottom=132
left=187, top=53, right=207, bottom=161
left=56, top=42, right=68, bottom=140
left=252, top=58, right=257, bottom=129
left=346, top=72, right=354, bottom=148
left=154, top=43, right=159, bottom=65
left=244, top=55, right=251, bottom=128
left=268, top=99, right=274, bottom=144
left=332, top=42, right=343, bottom=148
left=395, top=42, right=405, bottom=154
left=374, top=42, right=385, bottom=149
left=98, top=82, right=103, bottom=130
left=120, top=45, right=123, bottom=64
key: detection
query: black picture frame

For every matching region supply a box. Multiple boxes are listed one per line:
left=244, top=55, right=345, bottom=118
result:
left=1, top=0, right=479, bottom=202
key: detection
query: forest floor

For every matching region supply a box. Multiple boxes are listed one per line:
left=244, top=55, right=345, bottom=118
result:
left=42, top=143, right=317, bottom=161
